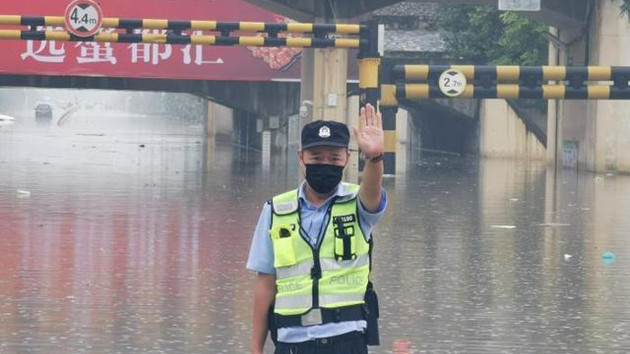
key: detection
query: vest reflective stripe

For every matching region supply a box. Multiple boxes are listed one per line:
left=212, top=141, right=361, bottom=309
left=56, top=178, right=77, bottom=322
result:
left=320, top=253, right=370, bottom=271
left=276, top=260, right=314, bottom=279
left=276, top=292, right=366, bottom=314
left=320, top=292, right=365, bottom=307
left=275, top=294, right=312, bottom=310
left=276, top=254, right=369, bottom=279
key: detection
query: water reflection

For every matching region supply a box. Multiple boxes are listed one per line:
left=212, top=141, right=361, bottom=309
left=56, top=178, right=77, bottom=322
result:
left=1, top=120, right=629, bottom=353
left=373, top=158, right=629, bottom=353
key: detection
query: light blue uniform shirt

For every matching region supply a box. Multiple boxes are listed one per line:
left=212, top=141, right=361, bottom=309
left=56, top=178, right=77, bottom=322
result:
left=246, top=182, right=387, bottom=343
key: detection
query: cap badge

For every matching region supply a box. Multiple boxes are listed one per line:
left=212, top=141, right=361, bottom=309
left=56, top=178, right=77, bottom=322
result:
left=319, top=126, right=331, bottom=138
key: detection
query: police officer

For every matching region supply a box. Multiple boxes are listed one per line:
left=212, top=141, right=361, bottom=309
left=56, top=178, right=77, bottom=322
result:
left=247, top=103, right=387, bottom=354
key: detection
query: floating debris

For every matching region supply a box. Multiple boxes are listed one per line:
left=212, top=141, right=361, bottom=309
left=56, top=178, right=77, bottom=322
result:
left=538, top=223, right=570, bottom=227
left=602, top=252, right=616, bottom=265
left=491, top=225, right=516, bottom=229
left=16, top=190, right=31, bottom=198
left=0, top=114, right=16, bottom=126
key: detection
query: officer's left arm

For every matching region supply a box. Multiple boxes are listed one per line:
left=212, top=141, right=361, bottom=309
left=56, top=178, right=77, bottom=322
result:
left=353, top=103, right=384, bottom=213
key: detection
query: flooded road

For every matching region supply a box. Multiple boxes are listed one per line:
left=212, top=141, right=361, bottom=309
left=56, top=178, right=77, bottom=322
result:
left=1, top=116, right=629, bottom=353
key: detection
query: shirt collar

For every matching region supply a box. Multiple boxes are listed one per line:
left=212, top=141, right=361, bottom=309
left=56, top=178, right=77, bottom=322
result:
left=298, top=181, right=350, bottom=208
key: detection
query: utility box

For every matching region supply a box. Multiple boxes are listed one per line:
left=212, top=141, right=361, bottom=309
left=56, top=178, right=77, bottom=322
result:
left=563, top=141, right=579, bottom=169
left=499, top=0, right=541, bottom=11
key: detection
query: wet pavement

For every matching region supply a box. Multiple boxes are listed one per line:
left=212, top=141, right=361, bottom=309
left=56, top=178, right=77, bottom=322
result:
left=1, top=116, right=629, bottom=353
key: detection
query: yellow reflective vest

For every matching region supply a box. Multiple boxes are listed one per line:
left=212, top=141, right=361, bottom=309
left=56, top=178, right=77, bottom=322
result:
left=269, top=183, right=371, bottom=317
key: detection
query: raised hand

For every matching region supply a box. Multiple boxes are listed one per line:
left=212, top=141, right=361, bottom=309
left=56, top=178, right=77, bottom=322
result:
left=353, top=103, right=384, bottom=159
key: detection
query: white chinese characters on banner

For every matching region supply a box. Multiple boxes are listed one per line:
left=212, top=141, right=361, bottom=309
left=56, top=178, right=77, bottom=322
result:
left=19, top=28, right=227, bottom=67
left=181, top=31, right=224, bottom=65
left=21, top=26, right=66, bottom=63
left=128, top=30, right=172, bottom=65
left=75, top=42, right=117, bottom=64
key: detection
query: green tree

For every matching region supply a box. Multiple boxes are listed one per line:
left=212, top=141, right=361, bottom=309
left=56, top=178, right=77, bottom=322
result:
left=616, top=0, right=630, bottom=17
left=436, top=5, right=548, bottom=66
left=437, top=5, right=549, bottom=113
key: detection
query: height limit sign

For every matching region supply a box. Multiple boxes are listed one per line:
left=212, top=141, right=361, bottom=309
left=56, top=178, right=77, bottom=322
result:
left=439, top=69, right=467, bottom=98
left=65, top=0, right=103, bottom=37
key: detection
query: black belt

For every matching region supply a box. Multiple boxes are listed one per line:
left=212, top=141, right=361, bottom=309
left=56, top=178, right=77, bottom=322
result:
left=274, top=305, right=366, bottom=328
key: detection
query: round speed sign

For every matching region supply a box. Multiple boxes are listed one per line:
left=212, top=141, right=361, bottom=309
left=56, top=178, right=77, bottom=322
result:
left=64, top=0, right=103, bottom=37
left=438, top=69, right=468, bottom=97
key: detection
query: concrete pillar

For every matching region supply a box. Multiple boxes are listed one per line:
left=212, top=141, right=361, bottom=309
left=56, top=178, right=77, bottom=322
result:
left=550, top=0, right=630, bottom=173
left=346, top=95, right=360, bottom=183
left=261, top=130, right=271, bottom=170
left=204, top=100, right=234, bottom=170
left=587, top=0, right=630, bottom=172
left=206, top=100, right=234, bottom=141
left=206, top=99, right=214, bottom=139
left=204, top=100, right=217, bottom=171
left=546, top=27, right=563, bottom=171
left=556, top=23, right=589, bottom=171
left=480, top=99, right=546, bottom=160
left=286, top=113, right=301, bottom=187
left=395, top=108, right=410, bottom=175
left=298, top=28, right=351, bottom=181
left=300, top=47, right=348, bottom=124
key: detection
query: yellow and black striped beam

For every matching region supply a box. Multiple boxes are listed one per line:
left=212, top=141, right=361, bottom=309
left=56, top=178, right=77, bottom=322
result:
left=0, top=29, right=362, bottom=48
left=388, top=84, right=630, bottom=100
left=381, top=108, right=397, bottom=176
left=358, top=58, right=380, bottom=106
left=0, top=15, right=364, bottom=34
left=392, top=65, right=630, bottom=83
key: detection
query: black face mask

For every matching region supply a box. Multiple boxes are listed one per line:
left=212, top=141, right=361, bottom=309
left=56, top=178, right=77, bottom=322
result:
left=305, top=164, right=344, bottom=194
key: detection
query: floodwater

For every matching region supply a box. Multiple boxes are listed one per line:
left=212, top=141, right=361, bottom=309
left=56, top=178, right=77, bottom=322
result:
left=1, top=113, right=629, bottom=354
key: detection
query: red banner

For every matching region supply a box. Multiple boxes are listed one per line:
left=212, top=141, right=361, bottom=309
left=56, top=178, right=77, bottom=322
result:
left=0, top=0, right=338, bottom=81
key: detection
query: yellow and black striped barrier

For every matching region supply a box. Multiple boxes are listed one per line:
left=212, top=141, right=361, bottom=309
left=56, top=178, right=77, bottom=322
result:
left=0, top=29, right=362, bottom=48
left=381, top=65, right=630, bottom=106
left=357, top=21, right=394, bottom=176
left=0, top=15, right=364, bottom=34
left=392, top=65, right=630, bottom=83
left=0, top=14, right=366, bottom=49
left=380, top=84, right=630, bottom=103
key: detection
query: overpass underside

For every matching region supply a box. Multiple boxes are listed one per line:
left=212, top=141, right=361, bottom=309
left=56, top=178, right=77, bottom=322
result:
left=0, top=74, right=301, bottom=119
left=399, top=98, right=478, bottom=157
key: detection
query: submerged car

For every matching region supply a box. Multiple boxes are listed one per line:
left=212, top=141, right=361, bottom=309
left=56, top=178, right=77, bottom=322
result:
left=35, top=102, right=53, bottom=126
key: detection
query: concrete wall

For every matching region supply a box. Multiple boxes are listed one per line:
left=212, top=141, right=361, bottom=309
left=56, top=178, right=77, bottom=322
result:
left=548, top=0, right=630, bottom=173
left=208, top=101, right=234, bottom=139
left=480, top=99, right=546, bottom=160
left=587, top=0, right=630, bottom=172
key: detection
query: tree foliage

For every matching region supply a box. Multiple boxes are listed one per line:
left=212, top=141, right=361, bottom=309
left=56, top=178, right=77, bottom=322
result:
left=617, top=0, right=630, bottom=17
left=436, top=5, right=548, bottom=66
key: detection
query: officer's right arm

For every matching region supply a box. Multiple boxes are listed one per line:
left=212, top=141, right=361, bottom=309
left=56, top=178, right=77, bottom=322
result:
left=252, top=273, right=276, bottom=354
left=247, top=203, right=276, bottom=353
